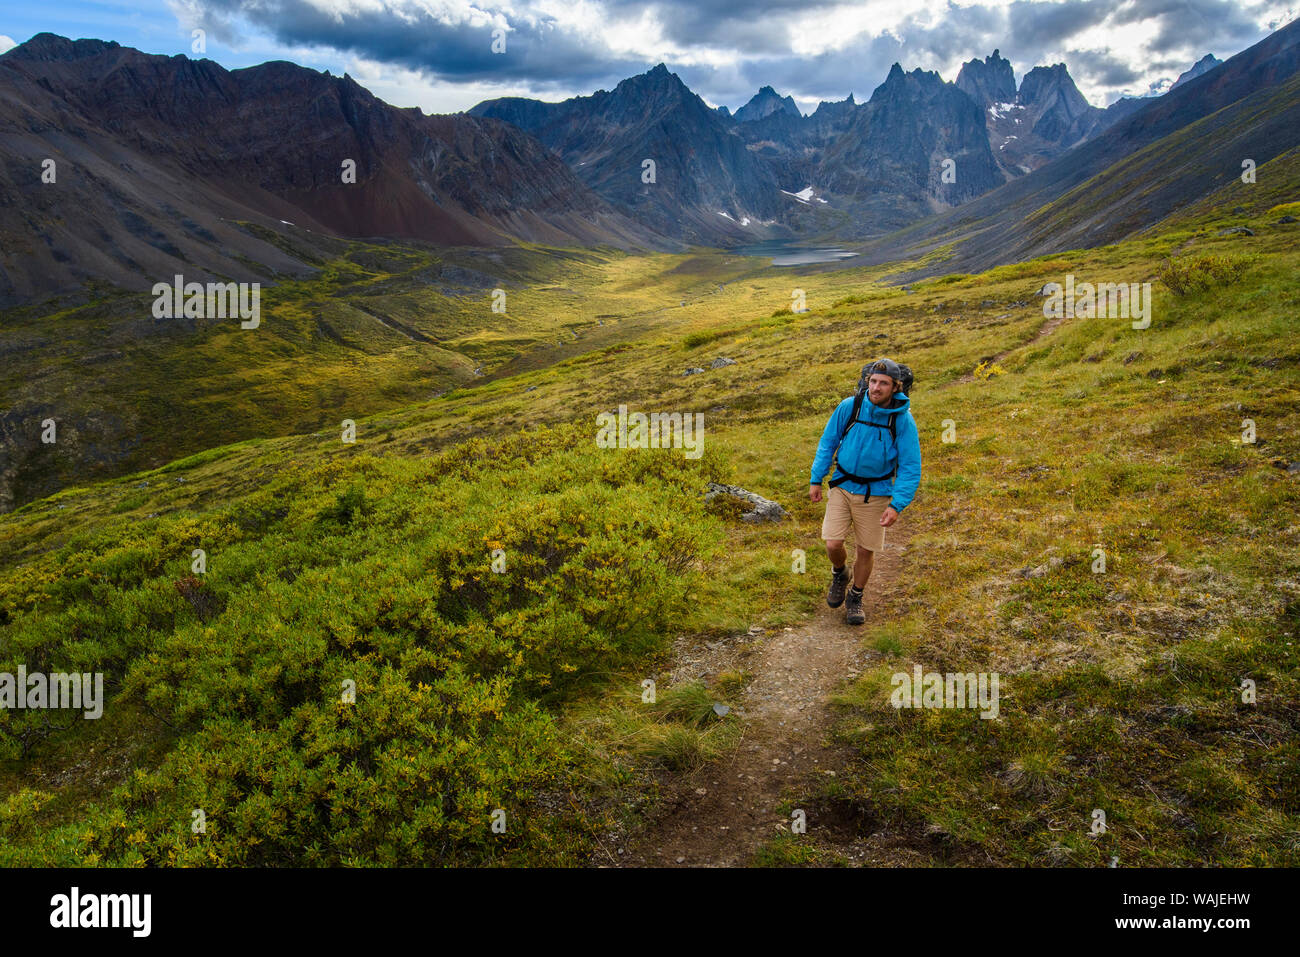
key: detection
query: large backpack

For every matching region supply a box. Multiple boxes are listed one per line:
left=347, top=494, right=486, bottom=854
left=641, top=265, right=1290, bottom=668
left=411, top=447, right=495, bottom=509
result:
left=829, top=362, right=914, bottom=488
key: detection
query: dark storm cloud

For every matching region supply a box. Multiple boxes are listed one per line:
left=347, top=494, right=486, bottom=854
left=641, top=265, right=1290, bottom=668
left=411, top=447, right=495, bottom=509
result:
left=173, top=0, right=1286, bottom=110
left=178, top=0, right=649, bottom=92
left=626, top=0, right=808, bottom=54
left=1110, top=0, right=1267, bottom=54
left=1061, top=48, right=1144, bottom=88
left=1006, top=0, right=1122, bottom=45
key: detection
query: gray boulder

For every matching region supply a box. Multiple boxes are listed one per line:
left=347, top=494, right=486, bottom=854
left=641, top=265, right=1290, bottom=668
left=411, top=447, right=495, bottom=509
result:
left=704, top=483, right=787, bottom=522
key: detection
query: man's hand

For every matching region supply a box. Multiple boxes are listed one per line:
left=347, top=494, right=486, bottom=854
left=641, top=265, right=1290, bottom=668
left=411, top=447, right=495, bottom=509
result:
left=809, top=484, right=822, bottom=503
left=881, top=506, right=899, bottom=527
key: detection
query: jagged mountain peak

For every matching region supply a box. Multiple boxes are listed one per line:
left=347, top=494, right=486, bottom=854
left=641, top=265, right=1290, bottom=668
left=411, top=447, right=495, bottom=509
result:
left=1, top=33, right=122, bottom=61
left=1171, top=53, right=1224, bottom=90
left=735, top=84, right=802, bottom=122
left=872, top=63, right=949, bottom=102
left=630, top=62, right=678, bottom=85
left=812, top=92, right=855, bottom=112
left=956, top=49, right=1017, bottom=107
left=611, top=62, right=694, bottom=103
left=1018, top=62, right=1091, bottom=113
left=971, top=55, right=1116, bottom=178
left=966, top=48, right=1013, bottom=69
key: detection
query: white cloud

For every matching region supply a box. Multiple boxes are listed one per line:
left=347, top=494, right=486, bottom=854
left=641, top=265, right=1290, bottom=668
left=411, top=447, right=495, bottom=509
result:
left=0, top=35, right=17, bottom=55
left=342, top=53, right=586, bottom=112
left=159, top=0, right=1291, bottom=115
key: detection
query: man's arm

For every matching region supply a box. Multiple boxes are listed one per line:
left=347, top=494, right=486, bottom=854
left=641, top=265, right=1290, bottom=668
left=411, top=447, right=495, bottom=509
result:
left=810, top=398, right=852, bottom=487
left=887, top=412, right=922, bottom=513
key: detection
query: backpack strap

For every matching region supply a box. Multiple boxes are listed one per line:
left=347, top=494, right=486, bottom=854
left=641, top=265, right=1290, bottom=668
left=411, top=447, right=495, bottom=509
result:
left=837, top=391, right=867, bottom=447
left=830, top=410, right=901, bottom=488
left=828, top=466, right=896, bottom=489
left=888, top=411, right=898, bottom=480
left=831, top=392, right=865, bottom=483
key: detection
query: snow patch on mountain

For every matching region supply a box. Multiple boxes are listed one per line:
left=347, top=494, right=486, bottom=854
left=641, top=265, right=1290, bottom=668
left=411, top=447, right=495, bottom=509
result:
left=781, top=186, right=818, bottom=203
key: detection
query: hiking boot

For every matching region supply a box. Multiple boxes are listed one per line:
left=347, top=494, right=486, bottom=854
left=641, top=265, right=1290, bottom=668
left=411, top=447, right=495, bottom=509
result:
left=845, top=586, right=866, bottom=625
left=826, top=566, right=850, bottom=608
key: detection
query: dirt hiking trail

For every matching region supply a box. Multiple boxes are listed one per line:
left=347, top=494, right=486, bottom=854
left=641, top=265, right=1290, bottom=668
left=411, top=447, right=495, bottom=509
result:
left=607, top=311, right=1074, bottom=866
left=613, top=525, right=913, bottom=867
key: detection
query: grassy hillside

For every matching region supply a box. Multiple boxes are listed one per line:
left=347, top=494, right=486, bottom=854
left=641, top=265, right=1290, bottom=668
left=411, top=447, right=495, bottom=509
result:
left=1, top=176, right=1297, bottom=864
left=0, top=235, right=788, bottom=513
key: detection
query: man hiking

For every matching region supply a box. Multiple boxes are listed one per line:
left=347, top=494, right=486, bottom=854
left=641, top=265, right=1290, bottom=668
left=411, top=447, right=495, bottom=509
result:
left=809, top=357, right=921, bottom=625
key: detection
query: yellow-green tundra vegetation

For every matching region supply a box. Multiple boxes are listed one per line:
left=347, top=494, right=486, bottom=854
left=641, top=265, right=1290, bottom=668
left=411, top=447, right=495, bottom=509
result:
left=1, top=151, right=1297, bottom=866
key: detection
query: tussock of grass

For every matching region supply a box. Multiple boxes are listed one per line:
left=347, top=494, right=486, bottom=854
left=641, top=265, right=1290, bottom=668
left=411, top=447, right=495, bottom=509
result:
left=1156, top=254, right=1256, bottom=296
left=751, top=833, right=848, bottom=867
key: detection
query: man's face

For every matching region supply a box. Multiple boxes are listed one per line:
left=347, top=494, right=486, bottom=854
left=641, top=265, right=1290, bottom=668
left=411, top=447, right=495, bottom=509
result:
left=867, top=373, right=897, bottom=406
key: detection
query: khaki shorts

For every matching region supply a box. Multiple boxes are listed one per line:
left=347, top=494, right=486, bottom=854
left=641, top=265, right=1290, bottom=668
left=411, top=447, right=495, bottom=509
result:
left=821, top=486, right=890, bottom=552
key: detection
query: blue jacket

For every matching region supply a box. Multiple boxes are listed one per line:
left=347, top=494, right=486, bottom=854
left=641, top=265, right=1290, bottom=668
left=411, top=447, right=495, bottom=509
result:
left=810, top=392, right=921, bottom=512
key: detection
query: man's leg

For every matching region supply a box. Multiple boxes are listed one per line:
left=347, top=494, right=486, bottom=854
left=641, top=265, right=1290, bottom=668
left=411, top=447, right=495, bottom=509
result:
left=824, top=539, right=850, bottom=608
left=842, top=545, right=873, bottom=625
left=821, top=489, right=853, bottom=608
left=853, top=546, right=874, bottom=589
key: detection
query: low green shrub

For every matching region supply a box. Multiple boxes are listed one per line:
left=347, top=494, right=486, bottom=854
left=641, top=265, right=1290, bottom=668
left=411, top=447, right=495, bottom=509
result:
left=1156, top=254, right=1254, bottom=296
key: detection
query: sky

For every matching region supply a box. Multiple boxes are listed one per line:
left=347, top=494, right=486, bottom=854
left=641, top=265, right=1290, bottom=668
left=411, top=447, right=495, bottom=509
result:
left=1, top=0, right=1295, bottom=115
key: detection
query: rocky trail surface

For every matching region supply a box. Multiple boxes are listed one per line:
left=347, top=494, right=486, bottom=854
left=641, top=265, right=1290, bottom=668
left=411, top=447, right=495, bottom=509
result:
left=613, top=527, right=913, bottom=867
